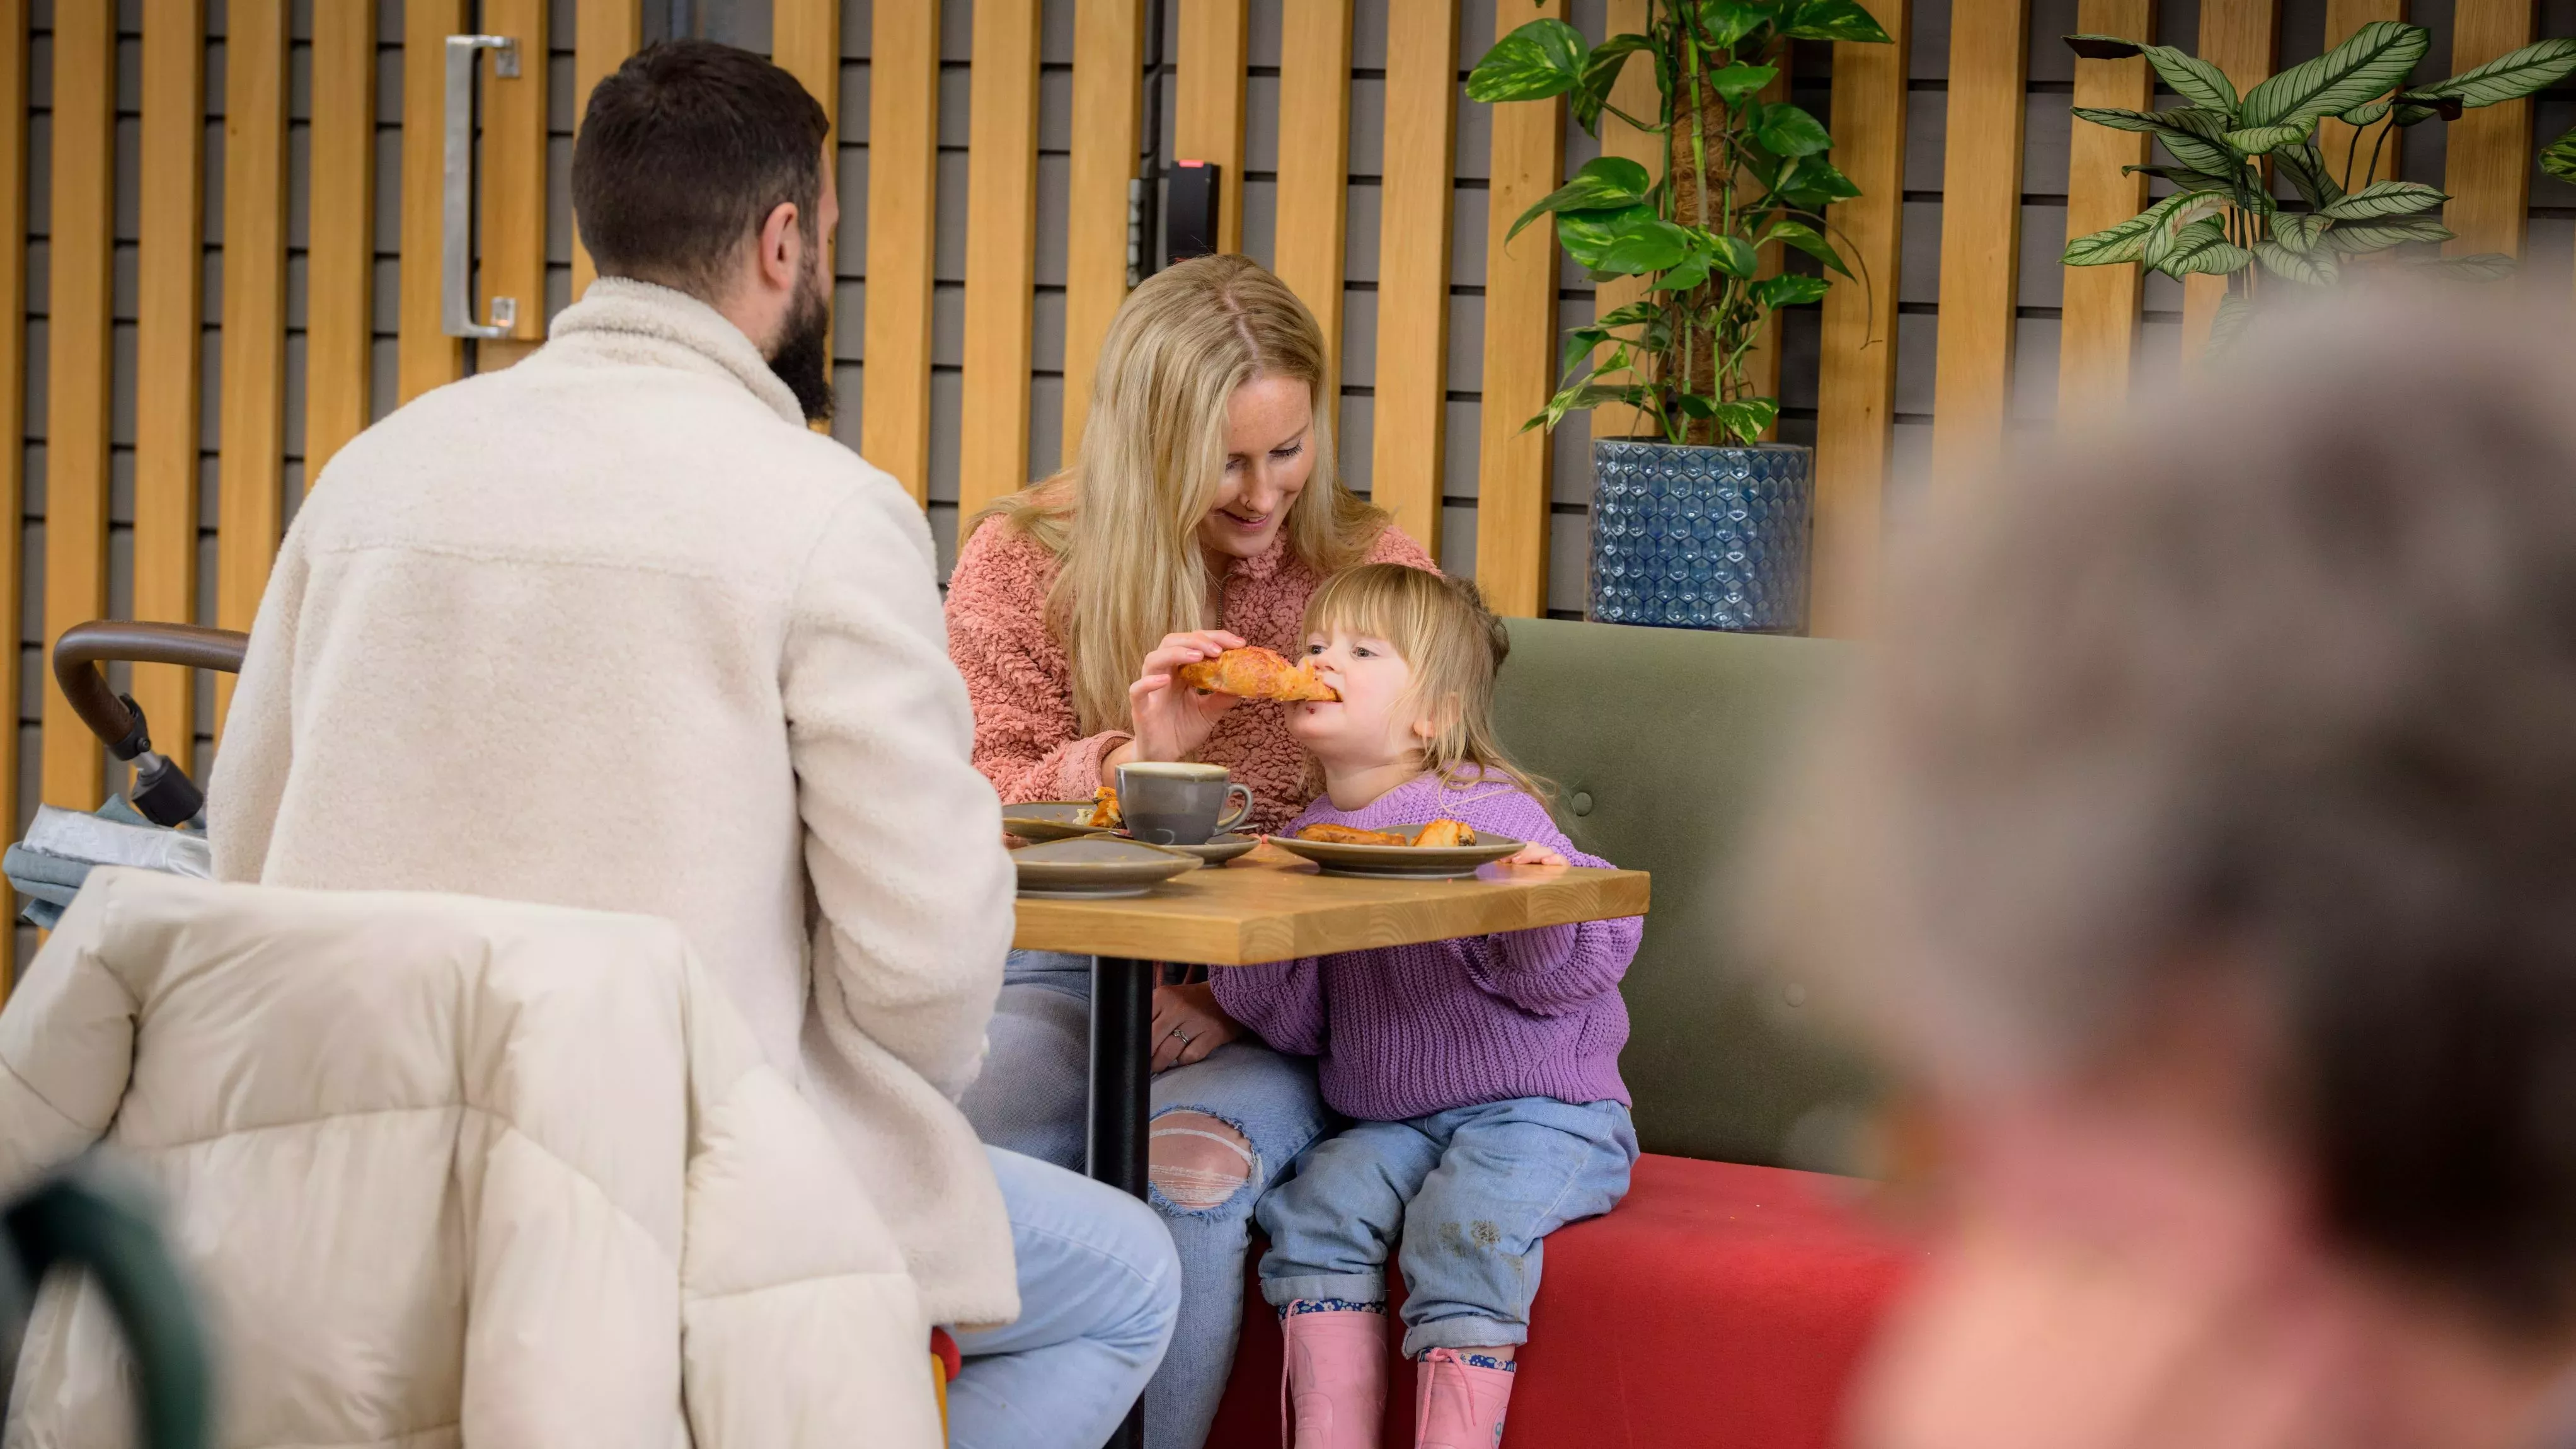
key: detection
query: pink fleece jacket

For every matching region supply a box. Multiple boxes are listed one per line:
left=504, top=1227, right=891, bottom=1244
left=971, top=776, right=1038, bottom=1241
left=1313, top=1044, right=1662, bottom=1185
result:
left=945, top=517, right=1435, bottom=835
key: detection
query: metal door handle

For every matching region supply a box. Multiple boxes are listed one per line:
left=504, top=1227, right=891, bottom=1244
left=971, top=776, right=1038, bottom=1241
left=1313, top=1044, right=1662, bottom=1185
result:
left=443, top=34, right=520, bottom=340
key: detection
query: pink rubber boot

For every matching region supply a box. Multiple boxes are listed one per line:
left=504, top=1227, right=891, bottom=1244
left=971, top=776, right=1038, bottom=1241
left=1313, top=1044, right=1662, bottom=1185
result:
left=1281, top=1305, right=1388, bottom=1449
left=1413, top=1347, right=1515, bottom=1449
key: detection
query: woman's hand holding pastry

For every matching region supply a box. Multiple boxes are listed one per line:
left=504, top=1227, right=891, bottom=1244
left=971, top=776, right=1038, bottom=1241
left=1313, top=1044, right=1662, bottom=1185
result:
left=1128, top=630, right=1248, bottom=762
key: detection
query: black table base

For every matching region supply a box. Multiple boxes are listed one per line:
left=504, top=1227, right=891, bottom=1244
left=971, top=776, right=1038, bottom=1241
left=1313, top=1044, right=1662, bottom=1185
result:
left=1086, top=955, right=1155, bottom=1449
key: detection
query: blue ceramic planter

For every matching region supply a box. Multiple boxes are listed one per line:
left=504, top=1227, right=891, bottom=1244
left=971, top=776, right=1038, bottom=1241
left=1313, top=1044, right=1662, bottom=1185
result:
left=1588, top=440, right=1814, bottom=633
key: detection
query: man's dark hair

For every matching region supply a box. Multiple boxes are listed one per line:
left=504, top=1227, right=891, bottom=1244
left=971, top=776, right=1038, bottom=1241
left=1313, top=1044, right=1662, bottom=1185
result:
left=572, top=40, right=829, bottom=299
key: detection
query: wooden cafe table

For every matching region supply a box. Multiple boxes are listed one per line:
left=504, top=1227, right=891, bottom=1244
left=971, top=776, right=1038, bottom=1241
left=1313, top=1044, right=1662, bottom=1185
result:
left=1010, top=840, right=1653, bottom=1202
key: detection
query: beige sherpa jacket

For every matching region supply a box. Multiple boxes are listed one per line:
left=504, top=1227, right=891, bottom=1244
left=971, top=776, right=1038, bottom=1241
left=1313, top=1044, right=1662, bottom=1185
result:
left=207, top=278, right=1020, bottom=1327
left=0, top=869, right=943, bottom=1448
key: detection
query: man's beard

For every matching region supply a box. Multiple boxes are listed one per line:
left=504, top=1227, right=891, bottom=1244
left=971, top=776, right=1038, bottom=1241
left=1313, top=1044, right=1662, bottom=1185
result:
left=768, top=260, right=835, bottom=423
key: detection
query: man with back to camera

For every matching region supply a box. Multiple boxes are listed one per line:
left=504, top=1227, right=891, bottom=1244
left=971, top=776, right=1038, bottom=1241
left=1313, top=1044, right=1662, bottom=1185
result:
left=207, top=41, right=1177, bottom=1446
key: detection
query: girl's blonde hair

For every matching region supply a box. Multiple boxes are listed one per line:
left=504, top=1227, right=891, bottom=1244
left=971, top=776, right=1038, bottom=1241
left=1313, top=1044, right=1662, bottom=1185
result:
left=1301, top=564, right=1551, bottom=803
left=974, top=253, right=1389, bottom=735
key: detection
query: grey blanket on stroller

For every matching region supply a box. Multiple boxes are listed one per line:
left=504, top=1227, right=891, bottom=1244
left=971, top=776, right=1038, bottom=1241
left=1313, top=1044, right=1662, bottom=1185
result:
left=7, top=798, right=212, bottom=929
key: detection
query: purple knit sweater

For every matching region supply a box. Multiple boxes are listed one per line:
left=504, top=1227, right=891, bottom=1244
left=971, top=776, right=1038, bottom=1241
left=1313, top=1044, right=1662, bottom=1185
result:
left=1211, top=772, right=1640, bottom=1121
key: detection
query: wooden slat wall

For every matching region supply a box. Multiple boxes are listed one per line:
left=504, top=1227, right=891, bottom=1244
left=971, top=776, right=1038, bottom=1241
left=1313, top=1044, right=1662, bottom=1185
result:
left=1811, top=0, right=1909, bottom=638
left=399, top=1, right=468, bottom=403
left=1928, top=0, right=2028, bottom=482
left=1275, top=0, right=1355, bottom=377
left=774, top=0, right=842, bottom=387
left=2183, top=0, right=2279, bottom=355
left=2320, top=0, right=2406, bottom=186
left=132, top=0, right=205, bottom=776
left=1061, top=0, right=1146, bottom=455
left=40, top=2, right=115, bottom=806
left=306, top=0, right=377, bottom=479
left=212, top=0, right=290, bottom=731
left=571, top=0, right=645, bottom=297
left=1590, top=0, right=1659, bottom=445
left=1178, top=0, right=1250, bottom=255
left=2058, top=0, right=2154, bottom=421
left=0, top=0, right=24, bottom=981
left=1475, top=0, right=1570, bottom=619
left=2444, top=0, right=2537, bottom=258
left=958, top=0, right=1043, bottom=519
left=478, top=0, right=551, bottom=370
left=1367, top=0, right=1457, bottom=555
left=861, top=1, right=943, bottom=505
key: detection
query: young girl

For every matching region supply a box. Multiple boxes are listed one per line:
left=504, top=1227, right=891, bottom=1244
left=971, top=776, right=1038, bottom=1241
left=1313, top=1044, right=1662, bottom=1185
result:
left=1210, top=564, right=1643, bottom=1449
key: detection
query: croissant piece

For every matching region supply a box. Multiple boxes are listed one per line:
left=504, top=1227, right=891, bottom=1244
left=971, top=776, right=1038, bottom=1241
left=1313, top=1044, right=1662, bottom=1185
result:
left=1296, top=823, right=1411, bottom=847
left=1177, top=647, right=1341, bottom=702
left=1413, top=820, right=1478, bottom=848
left=1086, top=786, right=1123, bottom=828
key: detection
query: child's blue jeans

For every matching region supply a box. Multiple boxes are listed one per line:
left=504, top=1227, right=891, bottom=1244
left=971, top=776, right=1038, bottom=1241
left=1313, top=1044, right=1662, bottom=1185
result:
left=1255, top=1096, right=1638, bottom=1358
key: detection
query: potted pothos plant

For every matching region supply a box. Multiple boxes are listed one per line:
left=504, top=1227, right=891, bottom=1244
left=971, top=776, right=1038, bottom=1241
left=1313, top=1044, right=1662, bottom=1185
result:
left=2061, top=21, right=2576, bottom=347
left=1466, top=0, right=1890, bottom=633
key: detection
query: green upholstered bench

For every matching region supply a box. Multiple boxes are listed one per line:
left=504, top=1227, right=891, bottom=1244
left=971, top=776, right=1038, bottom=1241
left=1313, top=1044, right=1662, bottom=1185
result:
left=1492, top=617, right=1880, bottom=1169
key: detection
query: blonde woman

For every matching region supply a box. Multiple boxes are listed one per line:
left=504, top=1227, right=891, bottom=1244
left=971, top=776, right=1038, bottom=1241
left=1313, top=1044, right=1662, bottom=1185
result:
left=947, top=253, right=1432, bottom=1447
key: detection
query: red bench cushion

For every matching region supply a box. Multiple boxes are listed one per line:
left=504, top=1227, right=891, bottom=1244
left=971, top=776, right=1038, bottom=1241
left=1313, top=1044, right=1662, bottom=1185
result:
left=1206, top=1154, right=1923, bottom=1448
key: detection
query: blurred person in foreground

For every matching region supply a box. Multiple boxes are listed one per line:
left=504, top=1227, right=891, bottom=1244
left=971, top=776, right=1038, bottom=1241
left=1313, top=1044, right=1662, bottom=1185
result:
left=1748, top=290, right=2576, bottom=1449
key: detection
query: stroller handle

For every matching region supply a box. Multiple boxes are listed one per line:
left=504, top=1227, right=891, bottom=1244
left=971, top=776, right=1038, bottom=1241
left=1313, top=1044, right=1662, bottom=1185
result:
left=52, top=622, right=249, bottom=755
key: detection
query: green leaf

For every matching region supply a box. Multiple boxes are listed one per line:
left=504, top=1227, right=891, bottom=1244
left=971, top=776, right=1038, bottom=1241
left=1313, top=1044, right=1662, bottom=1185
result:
left=2142, top=45, right=2240, bottom=111
left=1758, top=274, right=1832, bottom=307
left=1466, top=19, right=1589, bottom=103
left=2338, top=100, right=2391, bottom=125
left=2120, top=163, right=2241, bottom=191
left=1783, top=0, right=1892, bottom=43
left=2420, top=37, right=2576, bottom=108
left=2270, top=211, right=2332, bottom=253
left=1764, top=219, right=1854, bottom=277
left=1754, top=102, right=1834, bottom=158
left=1522, top=382, right=1656, bottom=435
left=1710, top=235, right=1761, bottom=277
left=2544, top=126, right=2576, bottom=186
left=2147, top=215, right=2253, bottom=277
left=1705, top=62, right=1780, bottom=103
left=2238, top=21, right=2430, bottom=129
left=2255, top=241, right=2337, bottom=284
left=1592, top=299, right=1665, bottom=330
left=2323, top=215, right=2454, bottom=253
left=1709, top=399, right=1781, bottom=445
left=2224, top=123, right=2312, bottom=152
left=1574, top=34, right=1656, bottom=132
left=1559, top=325, right=1612, bottom=377
left=1505, top=156, right=1657, bottom=242
left=2078, top=106, right=2247, bottom=175
left=2272, top=146, right=2346, bottom=209
left=2318, top=179, right=2448, bottom=220
left=1555, top=207, right=1693, bottom=274
left=1778, top=156, right=1861, bottom=207
left=1650, top=253, right=1716, bottom=292
left=2206, top=294, right=2258, bottom=355
left=1699, top=0, right=1777, bottom=50
left=2389, top=93, right=2464, bottom=125
left=2417, top=253, right=2516, bottom=280
left=2060, top=191, right=2195, bottom=265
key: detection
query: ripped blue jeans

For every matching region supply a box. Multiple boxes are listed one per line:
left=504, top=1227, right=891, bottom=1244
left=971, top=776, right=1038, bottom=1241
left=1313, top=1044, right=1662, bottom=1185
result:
left=958, top=950, right=1332, bottom=1449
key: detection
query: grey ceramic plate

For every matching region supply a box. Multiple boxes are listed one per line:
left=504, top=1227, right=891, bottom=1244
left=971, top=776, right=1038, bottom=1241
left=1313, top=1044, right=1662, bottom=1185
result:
left=1118, top=831, right=1259, bottom=864
left=1269, top=828, right=1526, bottom=879
left=1001, top=800, right=1113, bottom=842
left=1011, top=835, right=1202, bottom=897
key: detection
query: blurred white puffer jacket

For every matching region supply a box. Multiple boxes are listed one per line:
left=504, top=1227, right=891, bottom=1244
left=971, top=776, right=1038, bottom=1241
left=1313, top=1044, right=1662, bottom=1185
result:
left=0, top=868, right=942, bottom=1449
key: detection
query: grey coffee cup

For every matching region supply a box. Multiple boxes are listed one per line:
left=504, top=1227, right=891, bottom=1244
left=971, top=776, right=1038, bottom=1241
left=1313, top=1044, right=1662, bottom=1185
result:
left=1116, top=762, right=1254, bottom=845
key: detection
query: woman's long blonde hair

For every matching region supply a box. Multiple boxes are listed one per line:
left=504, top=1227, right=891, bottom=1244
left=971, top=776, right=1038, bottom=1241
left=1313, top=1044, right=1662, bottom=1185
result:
left=974, top=253, right=1388, bottom=734
left=1302, top=564, right=1553, bottom=805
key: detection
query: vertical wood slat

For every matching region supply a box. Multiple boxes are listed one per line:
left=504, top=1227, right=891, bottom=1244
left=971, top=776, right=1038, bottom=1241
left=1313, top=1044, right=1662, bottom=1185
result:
left=570, top=0, right=644, bottom=296
left=1928, top=0, right=2029, bottom=482
left=1274, top=0, right=1354, bottom=376
left=305, top=0, right=377, bottom=479
left=2319, top=0, right=2406, bottom=187
left=958, top=0, right=1043, bottom=520
left=2182, top=0, right=2278, bottom=357
left=2057, top=0, right=2154, bottom=421
left=1061, top=0, right=1146, bottom=456
left=212, top=0, right=291, bottom=732
left=400, top=1, right=468, bottom=403
left=863, top=3, right=942, bottom=504
left=132, top=0, right=206, bottom=777
left=1810, top=0, right=1909, bottom=639
left=0, top=0, right=26, bottom=982
left=1367, top=0, right=1457, bottom=556
left=772, top=0, right=842, bottom=139
left=1590, top=0, right=1659, bottom=445
left=1476, top=0, right=1570, bottom=619
left=40, top=1, right=114, bottom=807
left=1177, top=0, right=1250, bottom=255
left=2444, top=0, right=2536, bottom=258
left=477, top=0, right=551, bottom=370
